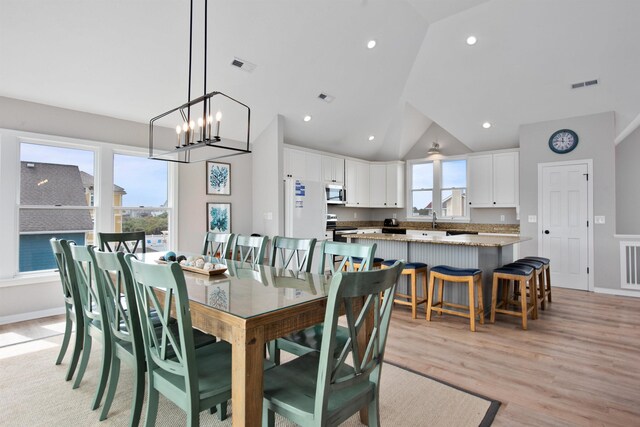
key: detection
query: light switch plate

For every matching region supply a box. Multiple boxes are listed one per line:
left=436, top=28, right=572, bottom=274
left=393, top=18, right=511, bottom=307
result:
left=500, top=215, right=505, bottom=222
left=528, top=215, right=537, bottom=223
left=595, top=216, right=605, bottom=224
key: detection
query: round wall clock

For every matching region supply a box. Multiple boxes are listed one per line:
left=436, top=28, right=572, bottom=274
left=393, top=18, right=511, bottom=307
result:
left=548, top=129, right=579, bottom=154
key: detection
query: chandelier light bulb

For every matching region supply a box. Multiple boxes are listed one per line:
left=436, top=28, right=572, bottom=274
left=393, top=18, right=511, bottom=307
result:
left=175, top=125, right=182, bottom=134
left=182, top=122, right=189, bottom=132
left=197, top=117, right=204, bottom=127
left=216, top=111, right=222, bottom=121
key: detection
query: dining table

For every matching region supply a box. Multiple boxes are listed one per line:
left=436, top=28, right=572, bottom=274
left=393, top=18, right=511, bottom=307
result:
left=140, top=252, right=369, bottom=426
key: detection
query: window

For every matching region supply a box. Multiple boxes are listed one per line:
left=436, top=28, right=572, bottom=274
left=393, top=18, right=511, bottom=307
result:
left=411, top=162, right=434, bottom=217
left=409, top=158, right=468, bottom=220
left=19, top=142, right=96, bottom=272
left=113, top=154, right=170, bottom=252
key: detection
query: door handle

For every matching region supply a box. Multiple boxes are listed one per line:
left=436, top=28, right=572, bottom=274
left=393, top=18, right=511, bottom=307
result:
left=544, top=230, right=550, bottom=234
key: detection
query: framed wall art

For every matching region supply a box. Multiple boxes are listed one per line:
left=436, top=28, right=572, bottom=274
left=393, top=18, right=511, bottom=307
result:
left=207, top=202, right=231, bottom=233
left=206, top=161, right=231, bottom=195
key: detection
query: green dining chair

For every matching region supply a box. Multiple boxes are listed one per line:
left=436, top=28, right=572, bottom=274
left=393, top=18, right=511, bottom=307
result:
left=229, top=234, right=268, bottom=265
left=69, top=244, right=112, bottom=411
left=50, top=238, right=85, bottom=382
left=129, top=258, right=233, bottom=427
left=202, top=232, right=235, bottom=259
left=263, top=261, right=405, bottom=427
left=98, top=231, right=146, bottom=254
left=93, top=250, right=146, bottom=426
left=271, top=241, right=378, bottom=364
left=269, top=236, right=317, bottom=273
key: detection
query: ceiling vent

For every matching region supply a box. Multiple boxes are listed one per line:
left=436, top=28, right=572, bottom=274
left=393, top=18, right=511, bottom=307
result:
left=571, top=79, right=598, bottom=89
left=317, top=92, right=335, bottom=103
left=231, top=57, right=256, bottom=73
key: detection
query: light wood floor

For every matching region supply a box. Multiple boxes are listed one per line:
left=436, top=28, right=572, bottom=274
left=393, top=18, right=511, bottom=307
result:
left=2, top=288, right=639, bottom=426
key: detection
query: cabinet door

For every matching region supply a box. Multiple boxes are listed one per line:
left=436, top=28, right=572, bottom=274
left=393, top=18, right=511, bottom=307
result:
left=283, top=148, right=306, bottom=179
left=356, top=161, right=370, bottom=207
left=304, top=152, right=322, bottom=182
left=332, top=157, right=345, bottom=184
left=345, top=159, right=358, bottom=206
left=493, top=152, right=518, bottom=206
left=369, top=164, right=387, bottom=207
left=386, top=162, right=405, bottom=208
left=321, top=155, right=335, bottom=182
left=467, top=155, right=493, bottom=207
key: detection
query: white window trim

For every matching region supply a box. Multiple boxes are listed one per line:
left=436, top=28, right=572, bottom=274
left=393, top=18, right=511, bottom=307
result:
left=0, top=127, right=178, bottom=286
left=406, top=155, right=470, bottom=223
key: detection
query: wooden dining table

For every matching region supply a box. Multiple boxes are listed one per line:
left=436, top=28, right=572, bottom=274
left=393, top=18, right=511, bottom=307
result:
left=140, top=253, right=369, bottom=426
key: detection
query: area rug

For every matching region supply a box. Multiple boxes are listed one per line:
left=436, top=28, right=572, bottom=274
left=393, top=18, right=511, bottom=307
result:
left=0, top=335, right=499, bottom=426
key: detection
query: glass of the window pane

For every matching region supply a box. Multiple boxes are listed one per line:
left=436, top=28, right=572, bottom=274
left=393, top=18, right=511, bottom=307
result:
left=114, top=208, right=169, bottom=252
left=441, top=189, right=467, bottom=217
left=20, top=143, right=95, bottom=206
left=114, top=154, right=168, bottom=208
left=18, top=208, right=95, bottom=272
left=412, top=163, right=433, bottom=189
left=412, top=190, right=433, bottom=217
left=442, top=160, right=467, bottom=188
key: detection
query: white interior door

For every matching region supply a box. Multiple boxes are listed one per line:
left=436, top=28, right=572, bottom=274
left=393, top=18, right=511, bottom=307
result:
left=540, top=162, right=589, bottom=290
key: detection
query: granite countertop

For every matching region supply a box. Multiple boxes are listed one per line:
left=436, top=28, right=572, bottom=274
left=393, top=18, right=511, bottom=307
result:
left=335, top=221, right=519, bottom=234
left=345, top=233, right=530, bottom=247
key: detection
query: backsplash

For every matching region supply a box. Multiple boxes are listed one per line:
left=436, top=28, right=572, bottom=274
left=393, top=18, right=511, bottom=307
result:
left=336, top=220, right=520, bottom=234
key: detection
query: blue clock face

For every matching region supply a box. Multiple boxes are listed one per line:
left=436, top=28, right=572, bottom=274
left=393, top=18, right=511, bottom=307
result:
left=549, top=129, right=578, bottom=154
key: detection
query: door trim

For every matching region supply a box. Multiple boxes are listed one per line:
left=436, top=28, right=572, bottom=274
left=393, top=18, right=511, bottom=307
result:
left=537, top=159, right=594, bottom=291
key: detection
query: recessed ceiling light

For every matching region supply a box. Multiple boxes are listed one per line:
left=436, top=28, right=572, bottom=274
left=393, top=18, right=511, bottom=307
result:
left=368, top=135, right=375, bottom=141
left=482, top=122, right=492, bottom=129
left=367, top=40, right=376, bottom=49
left=466, top=36, right=477, bottom=46
left=303, top=115, right=312, bottom=122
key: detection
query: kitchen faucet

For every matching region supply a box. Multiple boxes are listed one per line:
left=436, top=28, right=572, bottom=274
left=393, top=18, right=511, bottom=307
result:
left=432, top=212, right=437, bottom=229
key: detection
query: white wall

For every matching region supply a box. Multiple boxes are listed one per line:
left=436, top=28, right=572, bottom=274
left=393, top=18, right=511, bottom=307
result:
left=616, top=124, right=640, bottom=234
left=519, top=111, right=618, bottom=290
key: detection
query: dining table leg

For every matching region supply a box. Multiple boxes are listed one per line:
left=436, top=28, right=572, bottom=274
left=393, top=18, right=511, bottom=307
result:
left=231, top=324, right=265, bottom=427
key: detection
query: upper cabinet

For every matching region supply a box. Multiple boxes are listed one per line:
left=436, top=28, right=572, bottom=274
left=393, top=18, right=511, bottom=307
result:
left=345, top=159, right=370, bottom=207
left=467, top=151, right=519, bottom=207
left=283, top=148, right=321, bottom=182
left=369, top=161, right=405, bottom=208
left=321, top=155, right=344, bottom=184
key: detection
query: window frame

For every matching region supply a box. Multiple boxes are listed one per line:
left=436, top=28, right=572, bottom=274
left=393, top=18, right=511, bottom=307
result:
left=406, top=155, right=470, bottom=223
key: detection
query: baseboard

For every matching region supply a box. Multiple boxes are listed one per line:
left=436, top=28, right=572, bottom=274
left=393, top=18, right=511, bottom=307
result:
left=0, top=307, right=65, bottom=325
left=594, top=287, right=640, bottom=298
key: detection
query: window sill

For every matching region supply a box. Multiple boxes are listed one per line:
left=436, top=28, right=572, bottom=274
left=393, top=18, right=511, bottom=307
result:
left=0, top=271, right=59, bottom=289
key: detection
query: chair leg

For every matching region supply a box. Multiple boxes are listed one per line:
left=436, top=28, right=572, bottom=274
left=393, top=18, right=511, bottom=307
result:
left=73, top=332, right=92, bottom=389
left=91, top=333, right=112, bottom=410
left=65, top=321, right=84, bottom=381
left=410, top=271, right=417, bottom=319
left=263, top=406, right=275, bottom=427
left=437, top=277, right=444, bottom=315
left=530, top=275, right=539, bottom=320
left=519, top=279, right=528, bottom=330
left=145, top=387, right=159, bottom=427
left=130, top=358, right=146, bottom=427
left=56, top=312, right=72, bottom=365
left=538, top=269, right=546, bottom=311
left=426, top=274, right=436, bottom=321
left=100, top=356, right=121, bottom=420
left=477, top=275, right=484, bottom=325
left=490, top=274, right=499, bottom=323
left=421, top=270, right=428, bottom=314
left=546, top=266, right=552, bottom=302
left=267, top=340, right=281, bottom=365
left=468, top=277, right=476, bottom=332
left=216, top=402, right=227, bottom=421
left=367, top=395, right=381, bottom=427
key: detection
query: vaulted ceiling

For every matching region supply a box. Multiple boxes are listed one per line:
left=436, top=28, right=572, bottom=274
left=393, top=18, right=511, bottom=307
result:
left=1, top=0, right=639, bottom=161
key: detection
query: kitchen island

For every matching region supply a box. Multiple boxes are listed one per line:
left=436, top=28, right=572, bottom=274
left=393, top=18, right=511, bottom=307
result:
left=346, top=233, right=530, bottom=311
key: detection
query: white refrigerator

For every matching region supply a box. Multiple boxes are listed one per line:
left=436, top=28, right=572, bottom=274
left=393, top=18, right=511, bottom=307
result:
left=284, top=178, right=327, bottom=240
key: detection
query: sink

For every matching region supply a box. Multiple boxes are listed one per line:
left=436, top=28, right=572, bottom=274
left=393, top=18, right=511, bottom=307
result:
left=445, top=230, right=479, bottom=236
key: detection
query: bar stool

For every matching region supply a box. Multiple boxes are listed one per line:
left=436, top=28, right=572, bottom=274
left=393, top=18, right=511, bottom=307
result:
left=344, top=257, right=384, bottom=270
left=524, top=256, right=552, bottom=306
left=381, top=260, right=428, bottom=319
left=512, top=258, right=546, bottom=311
left=426, top=266, right=483, bottom=332
left=491, top=263, right=536, bottom=330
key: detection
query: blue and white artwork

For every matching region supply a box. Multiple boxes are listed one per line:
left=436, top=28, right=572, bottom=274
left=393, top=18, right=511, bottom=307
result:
left=207, top=202, right=231, bottom=233
left=206, top=161, right=231, bottom=195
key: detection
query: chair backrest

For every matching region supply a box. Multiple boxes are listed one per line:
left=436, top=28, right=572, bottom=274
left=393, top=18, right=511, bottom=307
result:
left=98, top=231, right=146, bottom=254
left=94, top=250, right=143, bottom=353
left=230, top=234, right=268, bottom=264
left=317, top=241, right=377, bottom=274
left=314, top=260, right=404, bottom=420
left=269, top=236, right=317, bottom=273
left=50, top=238, right=83, bottom=316
left=129, top=258, right=198, bottom=398
left=202, top=232, right=235, bottom=259
left=69, top=244, right=107, bottom=326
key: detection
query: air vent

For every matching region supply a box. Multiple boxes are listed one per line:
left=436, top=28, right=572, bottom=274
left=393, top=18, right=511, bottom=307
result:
left=317, top=92, right=335, bottom=103
left=231, top=57, right=256, bottom=73
left=571, top=78, right=598, bottom=89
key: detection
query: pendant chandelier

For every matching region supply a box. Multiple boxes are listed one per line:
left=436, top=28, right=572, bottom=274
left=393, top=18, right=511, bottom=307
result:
left=149, top=0, right=251, bottom=163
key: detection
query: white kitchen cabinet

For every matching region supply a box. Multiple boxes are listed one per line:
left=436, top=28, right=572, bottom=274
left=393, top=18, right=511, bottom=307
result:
left=345, top=159, right=370, bottom=207
left=368, top=161, right=405, bottom=208
left=467, top=151, right=518, bottom=207
left=283, top=148, right=322, bottom=182
left=406, top=229, right=447, bottom=237
left=321, top=155, right=344, bottom=184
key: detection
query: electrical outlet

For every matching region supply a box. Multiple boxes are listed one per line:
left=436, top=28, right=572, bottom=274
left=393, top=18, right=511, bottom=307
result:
left=353, top=212, right=357, bottom=219
left=528, top=215, right=537, bottom=223
left=392, top=213, right=397, bottom=219
left=500, top=214, right=505, bottom=222
left=595, top=216, right=605, bottom=224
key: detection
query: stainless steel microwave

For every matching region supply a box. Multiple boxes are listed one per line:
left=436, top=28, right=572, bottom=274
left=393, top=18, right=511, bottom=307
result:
left=325, top=184, right=346, bottom=204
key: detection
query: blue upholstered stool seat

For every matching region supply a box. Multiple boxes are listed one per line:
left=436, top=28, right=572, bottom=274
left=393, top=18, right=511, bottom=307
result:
left=494, top=263, right=534, bottom=276
left=351, top=256, right=384, bottom=264
left=382, top=259, right=427, bottom=269
left=524, top=256, right=550, bottom=265
left=513, top=259, right=544, bottom=270
left=430, top=265, right=481, bottom=277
